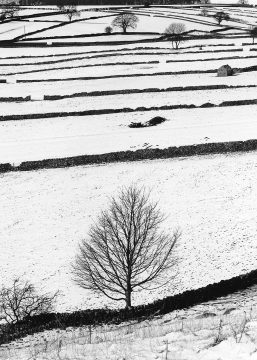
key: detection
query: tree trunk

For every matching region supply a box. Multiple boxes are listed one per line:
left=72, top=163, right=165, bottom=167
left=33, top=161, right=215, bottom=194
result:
left=125, top=292, right=131, bottom=309
left=125, top=286, right=132, bottom=309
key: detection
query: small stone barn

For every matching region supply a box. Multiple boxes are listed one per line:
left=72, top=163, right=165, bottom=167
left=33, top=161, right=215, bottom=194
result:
left=217, top=64, right=233, bottom=77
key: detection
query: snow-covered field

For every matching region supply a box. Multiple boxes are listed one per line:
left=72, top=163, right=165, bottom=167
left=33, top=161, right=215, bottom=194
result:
left=0, top=70, right=255, bottom=97
left=1, top=151, right=257, bottom=312
left=0, top=11, right=256, bottom=164
left=1, top=86, right=257, bottom=116
left=0, top=3, right=257, bottom=304
left=1, top=105, right=257, bottom=163
left=1, top=5, right=257, bottom=358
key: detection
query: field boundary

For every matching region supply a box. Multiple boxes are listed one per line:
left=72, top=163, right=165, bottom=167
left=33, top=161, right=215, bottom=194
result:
left=2, top=138, right=257, bottom=174
left=1, top=264, right=257, bottom=345
left=0, top=98, right=257, bottom=120
left=0, top=84, right=256, bottom=102
left=13, top=64, right=257, bottom=83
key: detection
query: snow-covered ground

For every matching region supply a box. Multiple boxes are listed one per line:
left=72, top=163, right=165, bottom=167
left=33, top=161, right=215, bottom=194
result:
left=0, top=86, right=256, bottom=116
left=0, top=70, right=255, bottom=97
left=1, top=105, right=257, bottom=163
left=0, top=21, right=59, bottom=41
left=0, top=50, right=253, bottom=72
left=3, top=55, right=256, bottom=81
left=1, top=151, right=257, bottom=312
left=1, top=5, right=257, bottom=358
left=0, top=4, right=255, bottom=41
left=2, top=299, right=257, bottom=359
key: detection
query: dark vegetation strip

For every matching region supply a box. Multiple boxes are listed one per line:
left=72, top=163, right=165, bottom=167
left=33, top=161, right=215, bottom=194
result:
left=13, top=64, right=257, bottom=83
left=1, top=210, right=257, bottom=343
left=25, top=31, right=161, bottom=41
left=0, top=43, right=236, bottom=62
left=1, top=84, right=256, bottom=103
left=3, top=53, right=257, bottom=77
left=16, top=69, right=217, bottom=83
left=6, top=31, right=245, bottom=47
left=0, top=49, right=244, bottom=67
left=0, top=98, right=257, bottom=121
left=0, top=43, right=236, bottom=60
left=165, top=53, right=255, bottom=63
left=1, top=60, right=159, bottom=76
left=0, top=47, right=171, bottom=60
left=17, top=37, right=162, bottom=48
left=38, top=84, right=257, bottom=100
left=0, top=37, right=236, bottom=48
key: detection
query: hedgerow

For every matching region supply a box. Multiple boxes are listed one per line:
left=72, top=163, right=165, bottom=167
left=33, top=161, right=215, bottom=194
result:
left=1, top=266, right=257, bottom=344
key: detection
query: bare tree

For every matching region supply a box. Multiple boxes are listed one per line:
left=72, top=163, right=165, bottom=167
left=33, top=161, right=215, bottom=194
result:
left=72, top=185, right=180, bottom=309
left=62, top=5, right=80, bottom=22
left=249, top=26, right=257, bottom=44
left=112, top=13, right=139, bottom=34
left=0, top=278, right=59, bottom=324
left=164, top=23, right=186, bottom=49
left=213, top=11, right=230, bottom=25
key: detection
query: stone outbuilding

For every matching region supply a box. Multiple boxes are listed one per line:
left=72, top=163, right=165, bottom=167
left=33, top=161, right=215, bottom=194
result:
left=217, top=64, right=233, bottom=77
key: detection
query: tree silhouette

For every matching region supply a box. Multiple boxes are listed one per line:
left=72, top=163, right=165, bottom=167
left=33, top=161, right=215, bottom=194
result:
left=213, top=11, right=230, bottom=25
left=249, top=26, right=257, bottom=44
left=164, top=23, right=186, bottom=49
left=112, top=13, right=139, bottom=33
left=72, top=185, right=180, bottom=309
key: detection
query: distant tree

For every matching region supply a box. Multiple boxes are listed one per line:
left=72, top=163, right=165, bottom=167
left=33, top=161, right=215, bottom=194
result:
left=144, top=0, right=151, bottom=7
left=164, top=22, right=186, bottom=49
left=201, top=8, right=209, bottom=16
left=112, top=13, right=139, bottom=34
left=249, top=26, right=257, bottom=44
left=57, top=0, right=65, bottom=10
left=62, top=5, right=80, bottom=22
left=201, top=0, right=210, bottom=3
left=0, top=278, right=59, bottom=324
left=105, top=26, right=113, bottom=34
left=0, top=13, right=6, bottom=21
left=213, top=11, right=230, bottom=25
left=238, top=0, right=248, bottom=4
left=72, top=185, right=180, bottom=309
left=0, top=2, right=19, bottom=20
